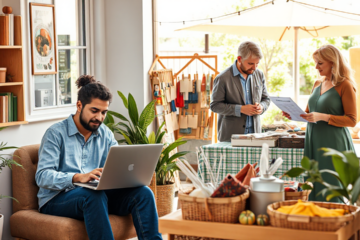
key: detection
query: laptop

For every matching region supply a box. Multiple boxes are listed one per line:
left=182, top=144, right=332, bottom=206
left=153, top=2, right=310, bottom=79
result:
left=74, top=144, right=163, bottom=190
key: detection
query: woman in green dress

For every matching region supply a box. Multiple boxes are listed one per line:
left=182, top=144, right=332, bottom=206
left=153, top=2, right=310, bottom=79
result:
left=284, top=44, right=357, bottom=202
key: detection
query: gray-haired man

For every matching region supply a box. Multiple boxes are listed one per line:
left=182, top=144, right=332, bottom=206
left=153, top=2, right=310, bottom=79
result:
left=210, top=41, right=270, bottom=142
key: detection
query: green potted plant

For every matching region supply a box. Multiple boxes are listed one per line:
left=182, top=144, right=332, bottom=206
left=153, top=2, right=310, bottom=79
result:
left=284, top=148, right=360, bottom=205
left=0, top=127, right=22, bottom=240
left=105, top=91, right=190, bottom=216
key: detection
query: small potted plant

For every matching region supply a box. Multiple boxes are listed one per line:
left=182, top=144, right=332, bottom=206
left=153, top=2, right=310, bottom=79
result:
left=284, top=148, right=360, bottom=205
left=154, top=125, right=189, bottom=217
left=0, top=127, right=22, bottom=240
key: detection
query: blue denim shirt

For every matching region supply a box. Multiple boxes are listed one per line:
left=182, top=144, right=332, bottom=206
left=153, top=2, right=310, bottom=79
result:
left=36, top=114, right=118, bottom=209
left=233, top=60, right=255, bottom=134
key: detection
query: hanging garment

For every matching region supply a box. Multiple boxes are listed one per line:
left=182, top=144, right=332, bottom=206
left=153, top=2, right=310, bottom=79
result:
left=175, top=81, right=184, bottom=108
left=172, top=112, right=179, bottom=131
left=170, top=100, right=177, bottom=112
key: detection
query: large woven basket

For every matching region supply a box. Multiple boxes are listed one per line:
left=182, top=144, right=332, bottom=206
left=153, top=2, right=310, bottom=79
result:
left=156, top=183, right=175, bottom=217
left=267, top=200, right=360, bottom=231
left=179, top=189, right=249, bottom=223
left=284, top=183, right=312, bottom=201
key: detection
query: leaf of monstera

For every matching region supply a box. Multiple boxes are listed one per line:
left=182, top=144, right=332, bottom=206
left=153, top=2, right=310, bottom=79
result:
left=128, top=93, right=139, bottom=127
left=139, top=100, right=156, bottom=130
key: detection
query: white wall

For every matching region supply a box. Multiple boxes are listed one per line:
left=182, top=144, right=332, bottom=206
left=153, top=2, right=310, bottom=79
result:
left=102, top=0, right=153, bottom=127
left=0, top=0, right=153, bottom=239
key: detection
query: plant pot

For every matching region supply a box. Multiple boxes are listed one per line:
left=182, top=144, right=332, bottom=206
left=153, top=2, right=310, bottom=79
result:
left=0, top=68, right=6, bottom=83
left=0, top=214, right=4, bottom=240
left=156, top=183, right=175, bottom=217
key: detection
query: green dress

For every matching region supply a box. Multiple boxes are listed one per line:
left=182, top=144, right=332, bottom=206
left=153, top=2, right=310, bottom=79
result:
left=305, top=83, right=355, bottom=202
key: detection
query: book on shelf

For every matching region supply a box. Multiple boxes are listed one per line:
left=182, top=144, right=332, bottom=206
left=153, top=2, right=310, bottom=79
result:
left=0, top=92, right=15, bottom=122
left=13, top=95, right=17, bottom=121
left=0, top=13, right=16, bottom=46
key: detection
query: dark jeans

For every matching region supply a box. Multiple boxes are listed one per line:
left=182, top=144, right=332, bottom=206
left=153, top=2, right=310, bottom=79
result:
left=40, top=186, right=162, bottom=240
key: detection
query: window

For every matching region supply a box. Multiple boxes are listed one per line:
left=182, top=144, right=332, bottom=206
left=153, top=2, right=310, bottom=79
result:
left=31, top=0, right=90, bottom=113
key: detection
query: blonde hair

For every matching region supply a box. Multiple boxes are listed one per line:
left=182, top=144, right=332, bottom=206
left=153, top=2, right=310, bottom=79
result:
left=313, top=44, right=357, bottom=92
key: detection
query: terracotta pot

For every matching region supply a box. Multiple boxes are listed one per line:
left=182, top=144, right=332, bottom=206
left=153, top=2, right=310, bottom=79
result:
left=0, top=68, right=6, bottom=83
left=0, top=214, right=4, bottom=240
left=156, top=183, right=175, bottom=217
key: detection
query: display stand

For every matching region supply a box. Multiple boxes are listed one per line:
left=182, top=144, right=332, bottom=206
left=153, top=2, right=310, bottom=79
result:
left=149, top=53, right=219, bottom=143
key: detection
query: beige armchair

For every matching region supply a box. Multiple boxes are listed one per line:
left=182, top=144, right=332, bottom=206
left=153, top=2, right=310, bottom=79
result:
left=10, top=144, right=157, bottom=240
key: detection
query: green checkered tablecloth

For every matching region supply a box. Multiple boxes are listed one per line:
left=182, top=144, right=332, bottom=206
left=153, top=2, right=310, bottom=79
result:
left=198, top=142, right=305, bottom=183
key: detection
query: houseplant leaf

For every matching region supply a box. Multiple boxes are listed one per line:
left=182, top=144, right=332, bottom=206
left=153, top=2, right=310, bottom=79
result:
left=148, top=131, right=156, bottom=144
left=284, top=167, right=305, bottom=178
left=156, top=121, right=165, bottom=139
left=331, top=154, right=351, bottom=187
left=105, top=112, right=115, bottom=124
left=117, top=129, right=133, bottom=145
left=107, top=110, right=129, bottom=122
left=301, top=156, right=311, bottom=170
left=118, top=91, right=128, bottom=109
left=156, top=132, right=166, bottom=144
left=139, top=100, right=156, bottom=130
left=342, top=151, right=359, bottom=185
left=351, top=176, right=360, bottom=204
left=128, top=93, right=139, bottom=127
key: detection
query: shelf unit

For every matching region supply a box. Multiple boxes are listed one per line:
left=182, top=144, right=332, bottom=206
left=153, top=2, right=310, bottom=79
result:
left=0, top=20, right=28, bottom=127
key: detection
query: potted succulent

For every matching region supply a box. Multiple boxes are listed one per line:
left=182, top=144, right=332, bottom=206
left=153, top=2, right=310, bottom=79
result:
left=0, top=127, right=22, bottom=240
left=284, top=148, right=360, bottom=205
left=104, top=91, right=190, bottom=216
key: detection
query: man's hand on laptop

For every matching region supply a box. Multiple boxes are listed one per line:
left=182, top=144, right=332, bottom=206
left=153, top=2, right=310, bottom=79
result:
left=72, top=168, right=103, bottom=183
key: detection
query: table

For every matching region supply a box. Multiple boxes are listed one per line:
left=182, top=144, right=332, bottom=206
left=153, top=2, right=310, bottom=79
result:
left=159, top=210, right=360, bottom=240
left=198, top=142, right=305, bottom=183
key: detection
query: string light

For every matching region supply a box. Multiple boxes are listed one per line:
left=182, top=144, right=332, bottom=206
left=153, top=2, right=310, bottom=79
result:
left=155, top=0, right=360, bottom=25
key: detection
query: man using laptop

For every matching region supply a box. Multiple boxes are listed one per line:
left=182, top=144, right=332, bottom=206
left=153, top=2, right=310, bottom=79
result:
left=36, top=75, right=162, bottom=240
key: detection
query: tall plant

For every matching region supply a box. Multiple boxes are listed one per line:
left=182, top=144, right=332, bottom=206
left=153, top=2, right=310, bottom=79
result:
left=284, top=148, right=360, bottom=205
left=104, top=91, right=157, bottom=144
left=105, top=91, right=190, bottom=185
left=0, top=127, right=22, bottom=204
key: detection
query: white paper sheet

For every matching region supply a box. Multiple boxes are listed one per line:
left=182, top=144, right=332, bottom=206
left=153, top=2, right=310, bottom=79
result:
left=270, top=96, right=308, bottom=122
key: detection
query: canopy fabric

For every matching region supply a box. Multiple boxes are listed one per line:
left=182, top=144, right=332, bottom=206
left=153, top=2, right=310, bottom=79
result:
left=176, top=0, right=360, bottom=41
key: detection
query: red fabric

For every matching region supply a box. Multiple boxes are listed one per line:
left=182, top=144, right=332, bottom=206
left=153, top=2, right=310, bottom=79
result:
left=235, top=163, right=258, bottom=186
left=211, top=174, right=247, bottom=198
left=175, top=81, right=184, bottom=108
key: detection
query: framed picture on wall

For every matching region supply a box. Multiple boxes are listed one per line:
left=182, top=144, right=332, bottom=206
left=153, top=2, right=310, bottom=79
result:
left=29, top=3, right=57, bottom=75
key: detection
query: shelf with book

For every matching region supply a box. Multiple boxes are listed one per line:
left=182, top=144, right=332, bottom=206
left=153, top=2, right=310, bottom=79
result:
left=0, top=15, right=26, bottom=127
left=0, top=121, right=28, bottom=127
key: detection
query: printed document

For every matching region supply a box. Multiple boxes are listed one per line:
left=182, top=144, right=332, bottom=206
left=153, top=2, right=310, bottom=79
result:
left=270, top=97, right=308, bottom=122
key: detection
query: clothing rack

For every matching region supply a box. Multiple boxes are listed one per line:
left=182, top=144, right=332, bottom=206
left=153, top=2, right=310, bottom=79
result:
left=149, top=54, right=219, bottom=143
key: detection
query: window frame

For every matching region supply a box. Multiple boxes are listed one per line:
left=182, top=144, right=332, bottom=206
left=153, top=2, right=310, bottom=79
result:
left=26, top=0, right=92, bottom=122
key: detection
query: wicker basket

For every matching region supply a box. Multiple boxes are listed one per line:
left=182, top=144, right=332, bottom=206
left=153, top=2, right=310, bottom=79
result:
left=156, top=183, right=175, bottom=217
left=179, top=189, right=249, bottom=223
left=267, top=200, right=360, bottom=231
left=284, top=183, right=311, bottom=201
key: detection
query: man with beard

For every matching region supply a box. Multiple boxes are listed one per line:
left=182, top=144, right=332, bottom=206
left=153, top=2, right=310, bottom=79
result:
left=36, top=75, right=162, bottom=240
left=210, top=41, right=270, bottom=142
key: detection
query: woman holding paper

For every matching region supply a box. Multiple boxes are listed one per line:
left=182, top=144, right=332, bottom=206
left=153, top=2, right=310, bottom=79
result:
left=283, top=44, right=357, bottom=202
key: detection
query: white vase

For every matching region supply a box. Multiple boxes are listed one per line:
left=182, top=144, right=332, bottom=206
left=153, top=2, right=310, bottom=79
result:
left=0, top=214, right=3, bottom=240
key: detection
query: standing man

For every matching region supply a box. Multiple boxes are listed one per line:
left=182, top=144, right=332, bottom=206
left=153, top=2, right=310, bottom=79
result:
left=210, top=41, right=270, bottom=142
left=36, top=75, right=162, bottom=240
